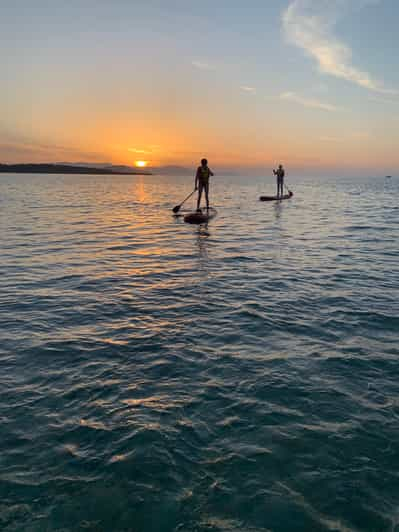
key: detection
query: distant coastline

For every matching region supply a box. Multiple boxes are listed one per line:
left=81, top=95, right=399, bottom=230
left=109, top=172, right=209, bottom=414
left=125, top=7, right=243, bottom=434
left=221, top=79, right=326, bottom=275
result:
left=0, top=163, right=151, bottom=175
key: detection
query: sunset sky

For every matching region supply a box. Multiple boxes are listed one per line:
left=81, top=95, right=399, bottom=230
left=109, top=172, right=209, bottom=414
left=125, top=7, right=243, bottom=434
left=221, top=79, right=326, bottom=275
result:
left=2, top=0, right=399, bottom=175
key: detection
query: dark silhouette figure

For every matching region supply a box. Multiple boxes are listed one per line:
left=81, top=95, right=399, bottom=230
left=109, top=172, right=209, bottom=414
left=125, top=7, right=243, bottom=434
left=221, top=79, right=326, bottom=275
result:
left=0, top=163, right=148, bottom=175
left=195, top=158, right=214, bottom=211
left=273, top=164, right=285, bottom=198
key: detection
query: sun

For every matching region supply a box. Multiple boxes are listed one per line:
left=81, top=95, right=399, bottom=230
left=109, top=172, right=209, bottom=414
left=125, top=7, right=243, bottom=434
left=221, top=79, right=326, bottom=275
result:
left=135, top=160, right=148, bottom=168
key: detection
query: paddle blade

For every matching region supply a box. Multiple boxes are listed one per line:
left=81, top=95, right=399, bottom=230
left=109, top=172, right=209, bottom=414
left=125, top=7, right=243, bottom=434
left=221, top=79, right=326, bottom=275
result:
left=172, top=189, right=196, bottom=213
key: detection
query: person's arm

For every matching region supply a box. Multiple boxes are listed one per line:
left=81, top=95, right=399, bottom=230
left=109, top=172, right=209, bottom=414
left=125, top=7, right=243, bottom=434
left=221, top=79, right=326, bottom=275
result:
left=209, top=168, right=214, bottom=177
left=273, top=169, right=277, bottom=175
left=195, top=167, right=200, bottom=189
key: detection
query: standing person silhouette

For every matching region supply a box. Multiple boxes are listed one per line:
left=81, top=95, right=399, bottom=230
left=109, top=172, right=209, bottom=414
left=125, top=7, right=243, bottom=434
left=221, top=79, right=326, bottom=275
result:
left=273, top=164, right=285, bottom=198
left=195, top=158, right=214, bottom=211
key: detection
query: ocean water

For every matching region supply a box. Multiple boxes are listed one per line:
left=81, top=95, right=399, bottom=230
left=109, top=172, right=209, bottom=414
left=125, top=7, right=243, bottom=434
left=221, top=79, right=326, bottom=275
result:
left=1, top=173, right=399, bottom=532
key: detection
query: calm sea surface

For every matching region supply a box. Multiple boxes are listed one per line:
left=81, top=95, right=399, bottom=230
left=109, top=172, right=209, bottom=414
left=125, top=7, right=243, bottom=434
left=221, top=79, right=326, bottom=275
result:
left=1, top=173, right=399, bottom=532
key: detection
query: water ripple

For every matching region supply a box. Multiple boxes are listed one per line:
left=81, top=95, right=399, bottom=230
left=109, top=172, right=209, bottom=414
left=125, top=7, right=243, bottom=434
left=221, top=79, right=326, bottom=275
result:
left=1, top=174, right=399, bottom=531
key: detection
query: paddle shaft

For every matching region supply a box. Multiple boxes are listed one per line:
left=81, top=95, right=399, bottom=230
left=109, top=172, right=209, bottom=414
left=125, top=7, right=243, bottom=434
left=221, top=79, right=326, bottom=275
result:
left=173, top=189, right=196, bottom=213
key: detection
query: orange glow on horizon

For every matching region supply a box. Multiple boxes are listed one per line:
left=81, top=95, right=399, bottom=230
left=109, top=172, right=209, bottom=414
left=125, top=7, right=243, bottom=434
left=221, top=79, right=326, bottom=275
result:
left=135, top=160, right=148, bottom=168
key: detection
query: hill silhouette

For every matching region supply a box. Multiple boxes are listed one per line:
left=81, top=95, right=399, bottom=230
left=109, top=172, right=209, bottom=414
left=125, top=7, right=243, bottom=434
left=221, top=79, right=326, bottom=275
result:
left=0, top=163, right=151, bottom=175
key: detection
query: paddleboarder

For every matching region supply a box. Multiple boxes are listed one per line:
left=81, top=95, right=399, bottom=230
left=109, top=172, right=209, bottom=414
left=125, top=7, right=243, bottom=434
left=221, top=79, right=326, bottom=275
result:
left=195, top=158, right=214, bottom=211
left=273, top=164, right=285, bottom=198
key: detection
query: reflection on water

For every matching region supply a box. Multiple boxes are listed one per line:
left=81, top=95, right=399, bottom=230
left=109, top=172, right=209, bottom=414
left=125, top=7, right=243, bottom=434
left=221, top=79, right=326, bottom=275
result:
left=1, top=173, right=399, bottom=531
left=195, top=226, right=211, bottom=266
left=273, top=200, right=283, bottom=219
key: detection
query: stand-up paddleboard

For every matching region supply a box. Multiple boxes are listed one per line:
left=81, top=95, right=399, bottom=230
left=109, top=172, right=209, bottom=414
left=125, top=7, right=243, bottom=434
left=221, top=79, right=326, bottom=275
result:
left=259, top=191, right=293, bottom=201
left=184, top=207, right=217, bottom=224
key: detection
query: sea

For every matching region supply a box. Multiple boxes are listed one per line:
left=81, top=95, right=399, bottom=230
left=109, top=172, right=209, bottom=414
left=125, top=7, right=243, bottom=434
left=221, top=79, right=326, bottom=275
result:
left=1, top=172, right=398, bottom=532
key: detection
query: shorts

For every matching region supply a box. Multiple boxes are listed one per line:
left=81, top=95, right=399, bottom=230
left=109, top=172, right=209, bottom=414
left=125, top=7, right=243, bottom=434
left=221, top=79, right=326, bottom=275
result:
left=198, top=179, right=209, bottom=190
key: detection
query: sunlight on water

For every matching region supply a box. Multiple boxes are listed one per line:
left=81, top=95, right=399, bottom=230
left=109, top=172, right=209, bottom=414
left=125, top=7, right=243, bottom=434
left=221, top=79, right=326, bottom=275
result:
left=1, top=173, right=399, bottom=531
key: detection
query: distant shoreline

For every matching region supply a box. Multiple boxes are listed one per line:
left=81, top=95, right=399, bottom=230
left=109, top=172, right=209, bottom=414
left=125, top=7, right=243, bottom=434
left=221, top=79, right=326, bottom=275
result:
left=0, top=163, right=151, bottom=176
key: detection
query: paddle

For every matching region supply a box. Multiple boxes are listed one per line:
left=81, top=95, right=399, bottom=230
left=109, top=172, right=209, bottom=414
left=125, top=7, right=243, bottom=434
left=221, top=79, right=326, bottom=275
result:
left=172, top=189, right=196, bottom=213
left=284, top=183, right=292, bottom=195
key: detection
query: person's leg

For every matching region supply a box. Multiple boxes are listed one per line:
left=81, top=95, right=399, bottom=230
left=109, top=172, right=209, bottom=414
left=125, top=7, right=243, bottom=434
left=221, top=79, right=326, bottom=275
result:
left=277, top=180, right=279, bottom=197
left=205, top=182, right=209, bottom=209
left=197, top=182, right=203, bottom=210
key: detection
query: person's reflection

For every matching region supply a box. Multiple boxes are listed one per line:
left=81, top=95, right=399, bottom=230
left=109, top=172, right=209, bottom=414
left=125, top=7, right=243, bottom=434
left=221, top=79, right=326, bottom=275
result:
left=274, top=200, right=283, bottom=220
left=195, top=225, right=210, bottom=266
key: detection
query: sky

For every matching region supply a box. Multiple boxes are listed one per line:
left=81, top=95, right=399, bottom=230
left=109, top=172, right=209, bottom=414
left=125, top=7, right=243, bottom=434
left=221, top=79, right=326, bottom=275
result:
left=1, top=0, right=399, bottom=175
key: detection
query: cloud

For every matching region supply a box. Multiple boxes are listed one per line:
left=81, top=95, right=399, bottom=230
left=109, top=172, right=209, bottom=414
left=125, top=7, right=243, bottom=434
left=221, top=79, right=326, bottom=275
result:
left=0, top=138, right=103, bottom=163
left=320, top=131, right=372, bottom=142
left=320, top=136, right=342, bottom=142
left=351, top=131, right=372, bottom=139
left=128, top=147, right=151, bottom=154
left=191, top=60, right=215, bottom=70
left=280, top=91, right=340, bottom=111
left=368, top=95, right=399, bottom=105
left=282, top=0, right=397, bottom=94
left=240, top=86, right=257, bottom=94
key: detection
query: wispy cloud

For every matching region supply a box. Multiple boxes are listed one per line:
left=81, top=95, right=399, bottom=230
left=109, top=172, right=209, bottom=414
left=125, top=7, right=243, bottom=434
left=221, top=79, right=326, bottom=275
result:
left=282, top=0, right=397, bottom=94
left=320, top=131, right=372, bottom=142
left=320, top=136, right=342, bottom=142
left=191, top=60, right=215, bottom=70
left=368, top=95, right=399, bottom=105
left=351, top=131, right=372, bottom=139
left=240, top=86, right=257, bottom=94
left=128, top=147, right=151, bottom=154
left=280, top=91, right=340, bottom=111
left=0, top=137, right=104, bottom=163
